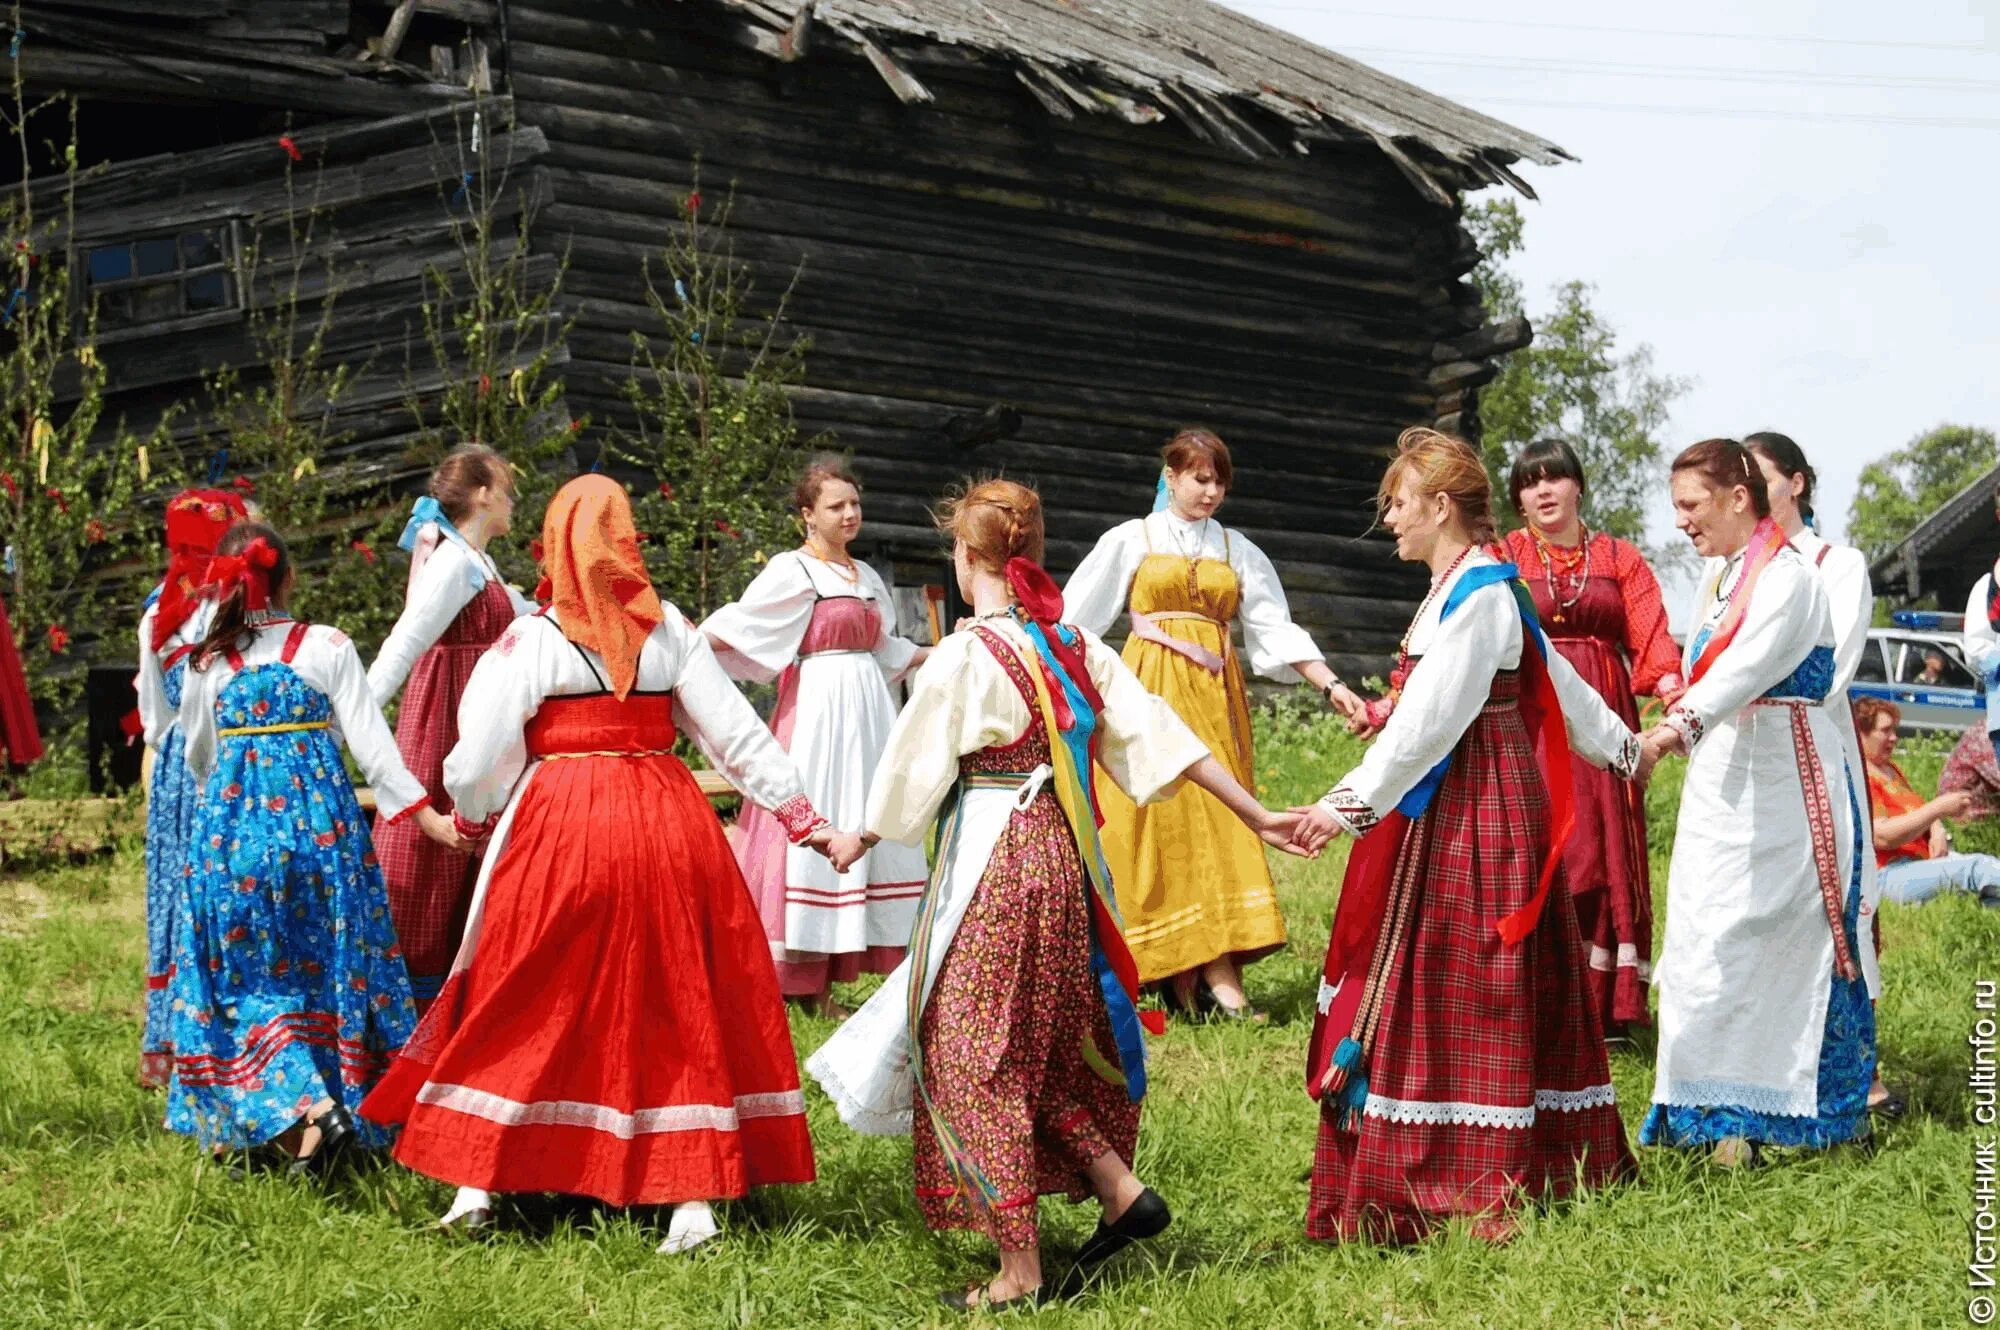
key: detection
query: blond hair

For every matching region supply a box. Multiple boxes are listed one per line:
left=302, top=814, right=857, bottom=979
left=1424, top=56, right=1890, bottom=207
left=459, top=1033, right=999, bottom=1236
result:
left=1378, top=425, right=1497, bottom=542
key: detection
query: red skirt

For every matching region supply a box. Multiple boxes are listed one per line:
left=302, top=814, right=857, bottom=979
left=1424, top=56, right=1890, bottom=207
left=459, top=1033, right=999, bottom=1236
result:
left=362, top=715, right=814, bottom=1205
left=1544, top=635, right=1652, bottom=1032
left=1309, top=695, right=1635, bottom=1244
left=0, top=592, right=42, bottom=769
left=374, top=579, right=514, bottom=1008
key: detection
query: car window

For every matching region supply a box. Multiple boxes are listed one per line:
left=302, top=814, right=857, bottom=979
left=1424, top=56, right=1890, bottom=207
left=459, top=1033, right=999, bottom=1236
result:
left=1855, top=639, right=1889, bottom=683
left=1893, top=639, right=1976, bottom=689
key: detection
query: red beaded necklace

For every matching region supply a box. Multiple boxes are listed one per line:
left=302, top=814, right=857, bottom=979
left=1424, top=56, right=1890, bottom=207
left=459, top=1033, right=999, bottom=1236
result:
left=1529, top=526, right=1592, bottom=626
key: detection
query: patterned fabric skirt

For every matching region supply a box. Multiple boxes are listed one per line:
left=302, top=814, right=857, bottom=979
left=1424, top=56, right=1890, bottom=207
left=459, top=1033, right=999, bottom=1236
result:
left=917, top=790, right=1139, bottom=1253
left=376, top=585, right=511, bottom=1009
left=1308, top=700, right=1635, bottom=1245
left=1941, top=723, right=2000, bottom=817
left=140, top=719, right=199, bottom=1088
left=166, top=698, right=417, bottom=1151
left=363, top=749, right=814, bottom=1206
left=1545, top=636, right=1653, bottom=1033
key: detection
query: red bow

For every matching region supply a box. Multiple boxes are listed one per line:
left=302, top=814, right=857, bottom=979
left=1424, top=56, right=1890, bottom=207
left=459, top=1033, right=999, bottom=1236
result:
left=204, top=537, right=280, bottom=610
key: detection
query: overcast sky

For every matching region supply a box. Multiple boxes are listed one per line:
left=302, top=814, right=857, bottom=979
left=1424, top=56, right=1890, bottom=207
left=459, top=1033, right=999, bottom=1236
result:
left=1221, top=0, right=1998, bottom=604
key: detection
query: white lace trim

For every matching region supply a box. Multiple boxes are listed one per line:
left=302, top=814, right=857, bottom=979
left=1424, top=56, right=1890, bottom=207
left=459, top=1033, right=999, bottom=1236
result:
left=416, top=1083, right=806, bottom=1140
left=802, top=1047, right=912, bottom=1137
left=1363, top=1083, right=1618, bottom=1129
left=1535, top=1083, right=1618, bottom=1112
left=1654, top=1078, right=1819, bottom=1118
left=1587, top=943, right=1652, bottom=978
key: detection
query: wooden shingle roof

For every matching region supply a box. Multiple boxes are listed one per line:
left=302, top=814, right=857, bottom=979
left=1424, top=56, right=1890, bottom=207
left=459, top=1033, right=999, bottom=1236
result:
left=711, top=0, right=1571, bottom=200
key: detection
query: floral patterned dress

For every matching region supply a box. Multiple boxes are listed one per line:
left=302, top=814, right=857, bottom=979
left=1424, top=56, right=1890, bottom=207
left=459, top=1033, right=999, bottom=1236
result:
left=140, top=639, right=200, bottom=1088
left=166, top=621, right=423, bottom=1151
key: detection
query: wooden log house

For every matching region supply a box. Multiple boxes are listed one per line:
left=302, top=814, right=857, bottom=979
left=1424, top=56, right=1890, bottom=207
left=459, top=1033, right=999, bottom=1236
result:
left=15, top=0, right=1568, bottom=676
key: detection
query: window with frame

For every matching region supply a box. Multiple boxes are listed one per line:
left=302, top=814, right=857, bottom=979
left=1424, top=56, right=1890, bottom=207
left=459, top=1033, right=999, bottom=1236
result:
left=81, top=220, right=241, bottom=338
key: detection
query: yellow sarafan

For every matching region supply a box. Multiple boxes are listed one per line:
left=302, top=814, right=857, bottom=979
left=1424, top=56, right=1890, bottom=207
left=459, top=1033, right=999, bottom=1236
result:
left=1096, top=535, right=1285, bottom=984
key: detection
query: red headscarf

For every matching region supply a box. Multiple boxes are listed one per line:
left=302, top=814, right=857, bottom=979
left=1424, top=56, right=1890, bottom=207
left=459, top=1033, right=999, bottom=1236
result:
left=202, top=535, right=281, bottom=611
left=538, top=475, right=663, bottom=699
left=150, top=488, right=249, bottom=651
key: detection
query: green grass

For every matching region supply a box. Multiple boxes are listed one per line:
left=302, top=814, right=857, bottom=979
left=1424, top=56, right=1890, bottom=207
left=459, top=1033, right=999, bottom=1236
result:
left=0, top=709, right=1984, bottom=1328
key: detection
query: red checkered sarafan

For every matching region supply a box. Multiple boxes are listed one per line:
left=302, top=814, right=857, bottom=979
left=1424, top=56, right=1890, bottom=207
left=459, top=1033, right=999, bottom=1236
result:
left=1308, top=671, right=1637, bottom=1244
left=375, top=579, right=516, bottom=1008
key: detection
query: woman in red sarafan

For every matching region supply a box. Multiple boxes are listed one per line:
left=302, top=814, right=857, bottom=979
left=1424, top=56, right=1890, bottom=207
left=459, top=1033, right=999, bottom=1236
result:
left=1501, top=438, right=1683, bottom=1037
left=1293, top=427, right=1642, bottom=1246
left=366, top=445, right=536, bottom=1012
left=361, top=474, right=849, bottom=1256
left=0, top=586, right=43, bottom=774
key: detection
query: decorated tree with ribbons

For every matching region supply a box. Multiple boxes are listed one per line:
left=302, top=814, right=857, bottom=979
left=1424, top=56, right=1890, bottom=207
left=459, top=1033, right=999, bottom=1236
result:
left=402, top=95, right=579, bottom=593
left=0, top=71, right=171, bottom=781
left=199, top=132, right=399, bottom=653
left=612, top=180, right=814, bottom=621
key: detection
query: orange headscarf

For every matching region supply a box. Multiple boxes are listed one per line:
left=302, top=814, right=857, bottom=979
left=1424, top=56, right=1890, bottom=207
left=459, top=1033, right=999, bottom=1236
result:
left=538, top=475, right=663, bottom=699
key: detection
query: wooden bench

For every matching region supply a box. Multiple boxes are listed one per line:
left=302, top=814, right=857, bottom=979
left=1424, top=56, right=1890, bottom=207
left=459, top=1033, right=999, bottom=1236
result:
left=0, top=770, right=739, bottom=859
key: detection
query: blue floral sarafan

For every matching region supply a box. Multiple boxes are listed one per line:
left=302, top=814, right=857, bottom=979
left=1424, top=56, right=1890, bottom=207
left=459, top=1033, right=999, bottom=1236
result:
left=141, top=650, right=199, bottom=1080
left=166, top=653, right=417, bottom=1150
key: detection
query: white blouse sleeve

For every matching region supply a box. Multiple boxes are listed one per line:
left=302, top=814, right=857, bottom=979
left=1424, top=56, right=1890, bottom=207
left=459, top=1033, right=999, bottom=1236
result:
left=442, top=618, right=548, bottom=824
left=1667, top=560, right=1827, bottom=746
left=865, top=634, right=1023, bottom=845
left=1231, top=531, right=1324, bottom=681
left=864, top=563, right=920, bottom=681
left=699, top=555, right=816, bottom=684
left=1966, top=576, right=1997, bottom=678
left=1062, top=521, right=1145, bottom=639
left=317, top=628, right=429, bottom=820
left=1820, top=545, right=1874, bottom=698
left=367, top=541, right=484, bottom=706
left=1544, top=642, right=1640, bottom=774
left=177, top=658, right=223, bottom=783
left=505, top=583, right=538, bottom=618
left=667, top=614, right=817, bottom=824
left=137, top=609, right=171, bottom=749
left=1318, top=582, right=1512, bottom=828
left=1083, top=628, right=1209, bottom=803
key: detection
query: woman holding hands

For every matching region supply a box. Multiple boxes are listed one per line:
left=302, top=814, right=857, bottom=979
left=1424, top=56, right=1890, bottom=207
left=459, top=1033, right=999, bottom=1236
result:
left=1290, top=428, right=1643, bottom=1245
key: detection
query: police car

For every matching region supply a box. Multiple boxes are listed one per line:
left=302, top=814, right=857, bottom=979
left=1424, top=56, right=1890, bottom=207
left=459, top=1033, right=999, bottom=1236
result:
left=1850, top=610, right=1984, bottom=733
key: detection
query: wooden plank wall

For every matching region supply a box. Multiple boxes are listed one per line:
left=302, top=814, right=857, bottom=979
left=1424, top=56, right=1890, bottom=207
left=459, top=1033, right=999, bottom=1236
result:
left=504, top=0, right=1480, bottom=672
left=56, top=103, right=559, bottom=507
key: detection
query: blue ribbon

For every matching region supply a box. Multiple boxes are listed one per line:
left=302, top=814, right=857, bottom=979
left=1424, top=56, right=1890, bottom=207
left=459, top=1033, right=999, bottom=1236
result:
left=397, top=495, right=462, bottom=553
left=450, top=171, right=473, bottom=207
left=204, top=449, right=228, bottom=485
left=1151, top=468, right=1170, bottom=513
left=1393, top=562, right=1546, bottom=819
left=1019, top=617, right=1148, bottom=1101
left=9, top=29, right=21, bottom=60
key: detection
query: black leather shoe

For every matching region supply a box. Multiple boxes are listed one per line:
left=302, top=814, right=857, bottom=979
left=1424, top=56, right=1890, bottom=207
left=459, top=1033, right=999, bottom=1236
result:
left=1050, top=1187, right=1172, bottom=1298
left=287, top=1103, right=356, bottom=1179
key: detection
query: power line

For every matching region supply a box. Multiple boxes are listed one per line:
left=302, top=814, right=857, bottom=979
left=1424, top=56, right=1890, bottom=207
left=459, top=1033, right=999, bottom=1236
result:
left=1335, top=47, right=2000, bottom=94
left=1220, top=4, right=1992, bottom=56
left=1466, top=96, right=2000, bottom=129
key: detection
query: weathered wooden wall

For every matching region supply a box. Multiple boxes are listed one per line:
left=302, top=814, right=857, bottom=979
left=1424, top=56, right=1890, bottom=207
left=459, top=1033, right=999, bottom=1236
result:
left=504, top=0, right=1489, bottom=671
left=42, top=102, right=557, bottom=508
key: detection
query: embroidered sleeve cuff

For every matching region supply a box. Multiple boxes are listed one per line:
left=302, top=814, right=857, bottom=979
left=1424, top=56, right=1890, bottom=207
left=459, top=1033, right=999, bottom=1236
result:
left=1609, top=733, right=1642, bottom=781
left=774, top=794, right=829, bottom=844
left=381, top=793, right=432, bottom=826
left=1317, top=785, right=1379, bottom=835
left=452, top=810, right=498, bottom=841
left=1665, top=706, right=1704, bottom=750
